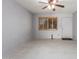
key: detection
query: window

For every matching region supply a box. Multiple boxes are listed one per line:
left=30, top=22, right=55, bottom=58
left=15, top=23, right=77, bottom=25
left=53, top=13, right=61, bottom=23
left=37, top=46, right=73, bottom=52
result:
left=38, top=16, right=57, bottom=30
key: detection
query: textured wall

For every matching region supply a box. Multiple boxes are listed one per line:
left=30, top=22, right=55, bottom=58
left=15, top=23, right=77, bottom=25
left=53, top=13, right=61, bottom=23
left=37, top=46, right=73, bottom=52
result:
left=2, top=0, right=32, bottom=57
left=32, top=13, right=73, bottom=39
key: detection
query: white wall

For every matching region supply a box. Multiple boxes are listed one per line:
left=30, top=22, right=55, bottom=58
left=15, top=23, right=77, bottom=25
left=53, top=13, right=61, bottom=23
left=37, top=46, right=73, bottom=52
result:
left=33, top=13, right=73, bottom=39
left=73, top=12, right=77, bottom=40
left=2, top=0, right=32, bottom=57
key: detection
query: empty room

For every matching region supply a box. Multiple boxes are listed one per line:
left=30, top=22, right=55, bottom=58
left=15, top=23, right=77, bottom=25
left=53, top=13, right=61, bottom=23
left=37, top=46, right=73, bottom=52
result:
left=2, top=0, right=77, bottom=59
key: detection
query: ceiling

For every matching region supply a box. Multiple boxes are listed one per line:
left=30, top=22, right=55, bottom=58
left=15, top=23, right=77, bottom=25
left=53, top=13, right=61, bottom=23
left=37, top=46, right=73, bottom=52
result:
left=16, top=0, right=77, bottom=14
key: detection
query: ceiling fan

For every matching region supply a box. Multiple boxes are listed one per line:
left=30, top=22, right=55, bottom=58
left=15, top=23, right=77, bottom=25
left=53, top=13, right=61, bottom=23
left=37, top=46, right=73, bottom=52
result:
left=39, top=0, right=64, bottom=11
